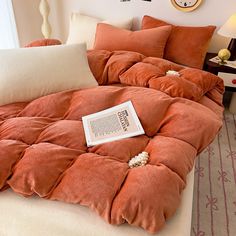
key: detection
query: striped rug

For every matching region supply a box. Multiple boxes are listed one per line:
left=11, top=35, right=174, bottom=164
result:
left=191, top=111, right=236, bottom=236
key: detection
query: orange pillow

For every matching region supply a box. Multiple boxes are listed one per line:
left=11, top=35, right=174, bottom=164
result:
left=94, top=23, right=172, bottom=58
left=142, top=15, right=216, bottom=69
left=25, top=39, right=62, bottom=47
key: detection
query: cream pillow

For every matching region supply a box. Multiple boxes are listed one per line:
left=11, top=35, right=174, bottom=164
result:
left=66, top=13, right=133, bottom=49
left=0, top=44, right=98, bottom=106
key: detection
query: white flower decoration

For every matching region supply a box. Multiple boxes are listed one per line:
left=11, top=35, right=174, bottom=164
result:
left=128, top=152, right=149, bottom=168
left=166, top=70, right=180, bottom=77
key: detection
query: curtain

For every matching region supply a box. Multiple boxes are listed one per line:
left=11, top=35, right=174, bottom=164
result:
left=0, top=0, right=19, bottom=49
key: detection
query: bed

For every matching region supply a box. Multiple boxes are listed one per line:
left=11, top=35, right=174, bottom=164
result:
left=0, top=168, right=194, bottom=236
left=0, top=5, right=224, bottom=236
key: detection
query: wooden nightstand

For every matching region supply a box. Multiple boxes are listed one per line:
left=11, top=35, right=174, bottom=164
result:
left=204, top=53, right=236, bottom=113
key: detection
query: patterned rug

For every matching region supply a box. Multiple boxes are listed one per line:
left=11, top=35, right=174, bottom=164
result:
left=191, top=111, right=236, bottom=236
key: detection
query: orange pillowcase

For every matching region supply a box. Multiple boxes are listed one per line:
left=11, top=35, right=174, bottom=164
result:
left=25, top=39, right=62, bottom=47
left=142, top=15, right=216, bottom=69
left=94, top=23, right=172, bottom=58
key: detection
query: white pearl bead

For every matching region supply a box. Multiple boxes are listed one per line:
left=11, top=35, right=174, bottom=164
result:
left=128, top=151, right=150, bottom=168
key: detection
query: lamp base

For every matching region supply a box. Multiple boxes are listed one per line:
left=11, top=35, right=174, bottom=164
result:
left=228, top=38, right=236, bottom=61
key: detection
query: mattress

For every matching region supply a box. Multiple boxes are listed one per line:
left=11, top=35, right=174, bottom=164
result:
left=0, top=167, right=194, bottom=236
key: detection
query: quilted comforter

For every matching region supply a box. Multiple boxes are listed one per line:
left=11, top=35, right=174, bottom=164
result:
left=0, top=50, right=224, bottom=234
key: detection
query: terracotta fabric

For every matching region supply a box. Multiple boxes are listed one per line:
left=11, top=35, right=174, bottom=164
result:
left=93, top=23, right=172, bottom=58
left=0, top=50, right=224, bottom=234
left=88, top=50, right=224, bottom=105
left=25, top=39, right=62, bottom=47
left=141, top=15, right=216, bottom=69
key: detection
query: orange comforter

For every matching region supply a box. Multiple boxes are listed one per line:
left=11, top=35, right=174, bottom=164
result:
left=0, top=50, right=224, bottom=233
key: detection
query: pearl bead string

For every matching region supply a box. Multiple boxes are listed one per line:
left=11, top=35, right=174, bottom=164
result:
left=128, top=152, right=149, bottom=168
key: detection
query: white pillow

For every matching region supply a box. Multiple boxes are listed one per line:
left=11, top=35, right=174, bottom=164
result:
left=66, top=13, right=133, bottom=49
left=0, top=44, right=98, bottom=106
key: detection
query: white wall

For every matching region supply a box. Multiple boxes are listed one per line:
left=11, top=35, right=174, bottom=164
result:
left=13, top=0, right=236, bottom=51
left=57, top=0, right=235, bottom=52
left=12, top=0, right=62, bottom=46
left=12, top=0, right=42, bottom=46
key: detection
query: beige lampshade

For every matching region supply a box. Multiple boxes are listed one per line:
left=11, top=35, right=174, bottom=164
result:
left=218, top=14, right=236, bottom=38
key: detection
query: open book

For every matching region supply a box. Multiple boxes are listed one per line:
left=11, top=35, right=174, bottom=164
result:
left=82, top=101, right=145, bottom=147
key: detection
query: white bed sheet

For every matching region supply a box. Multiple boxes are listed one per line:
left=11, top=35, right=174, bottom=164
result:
left=0, top=168, right=194, bottom=236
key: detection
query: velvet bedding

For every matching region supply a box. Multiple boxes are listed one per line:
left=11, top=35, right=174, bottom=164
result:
left=0, top=50, right=224, bottom=234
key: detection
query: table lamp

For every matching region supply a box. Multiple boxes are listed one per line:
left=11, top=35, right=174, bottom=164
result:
left=218, top=13, right=236, bottom=61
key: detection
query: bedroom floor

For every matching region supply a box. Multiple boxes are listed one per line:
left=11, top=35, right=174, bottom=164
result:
left=191, top=110, right=236, bottom=236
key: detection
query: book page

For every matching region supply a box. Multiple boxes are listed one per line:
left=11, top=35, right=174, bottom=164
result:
left=82, top=101, right=144, bottom=147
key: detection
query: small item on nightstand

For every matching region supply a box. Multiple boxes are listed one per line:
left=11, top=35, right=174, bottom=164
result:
left=209, top=56, right=236, bottom=70
left=218, top=49, right=231, bottom=65
left=218, top=72, right=236, bottom=88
